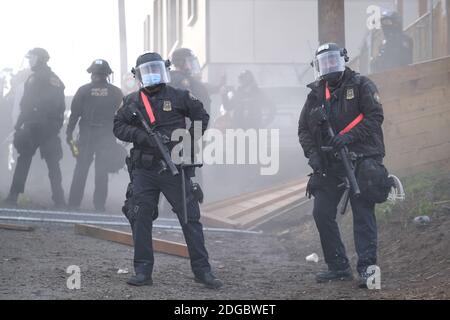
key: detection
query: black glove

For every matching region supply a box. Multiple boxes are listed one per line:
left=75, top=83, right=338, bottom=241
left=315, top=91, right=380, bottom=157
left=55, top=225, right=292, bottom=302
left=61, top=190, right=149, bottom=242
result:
left=135, top=130, right=156, bottom=148
left=308, top=151, right=322, bottom=172
left=330, top=134, right=352, bottom=151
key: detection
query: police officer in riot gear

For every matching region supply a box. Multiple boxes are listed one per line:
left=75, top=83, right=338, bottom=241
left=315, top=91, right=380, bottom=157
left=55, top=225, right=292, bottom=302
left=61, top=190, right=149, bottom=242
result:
left=170, top=48, right=211, bottom=114
left=221, top=70, right=275, bottom=130
left=66, top=59, right=123, bottom=212
left=371, top=10, right=413, bottom=73
left=298, top=43, right=386, bottom=287
left=5, top=48, right=66, bottom=207
left=113, top=52, right=223, bottom=289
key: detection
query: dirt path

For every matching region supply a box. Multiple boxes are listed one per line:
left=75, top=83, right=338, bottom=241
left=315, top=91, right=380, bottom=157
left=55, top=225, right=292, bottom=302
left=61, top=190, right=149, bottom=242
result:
left=1, top=203, right=448, bottom=300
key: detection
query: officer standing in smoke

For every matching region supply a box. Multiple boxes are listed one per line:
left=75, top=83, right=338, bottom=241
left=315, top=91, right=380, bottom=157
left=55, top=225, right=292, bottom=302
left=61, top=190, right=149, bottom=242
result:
left=170, top=48, right=212, bottom=115
left=113, top=52, right=223, bottom=289
left=5, top=48, right=66, bottom=207
left=66, top=59, right=123, bottom=212
left=371, top=10, right=413, bottom=73
left=298, top=43, right=390, bottom=287
left=221, top=70, right=275, bottom=130
left=162, top=48, right=209, bottom=207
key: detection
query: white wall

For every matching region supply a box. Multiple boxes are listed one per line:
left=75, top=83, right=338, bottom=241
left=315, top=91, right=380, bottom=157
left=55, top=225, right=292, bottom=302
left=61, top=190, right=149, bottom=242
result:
left=179, top=0, right=208, bottom=67
left=209, top=0, right=318, bottom=64
left=209, top=0, right=255, bottom=63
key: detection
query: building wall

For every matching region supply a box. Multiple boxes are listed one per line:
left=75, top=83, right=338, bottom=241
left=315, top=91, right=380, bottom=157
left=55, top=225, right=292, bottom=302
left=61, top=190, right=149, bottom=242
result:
left=144, top=0, right=403, bottom=69
left=208, top=0, right=318, bottom=64
left=144, top=1, right=428, bottom=84
left=143, top=0, right=208, bottom=65
left=370, top=56, right=450, bottom=176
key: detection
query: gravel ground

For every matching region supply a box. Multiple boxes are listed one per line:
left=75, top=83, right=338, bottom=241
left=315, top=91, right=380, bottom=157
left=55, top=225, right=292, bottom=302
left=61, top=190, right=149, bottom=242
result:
left=0, top=204, right=449, bottom=300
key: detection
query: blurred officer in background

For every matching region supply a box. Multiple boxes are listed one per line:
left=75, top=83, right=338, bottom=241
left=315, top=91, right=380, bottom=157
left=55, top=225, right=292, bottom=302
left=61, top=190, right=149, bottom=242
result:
left=371, top=10, right=413, bottom=73
left=221, top=70, right=275, bottom=130
left=66, top=59, right=123, bottom=212
left=5, top=48, right=66, bottom=207
left=170, top=48, right=212, bottom=115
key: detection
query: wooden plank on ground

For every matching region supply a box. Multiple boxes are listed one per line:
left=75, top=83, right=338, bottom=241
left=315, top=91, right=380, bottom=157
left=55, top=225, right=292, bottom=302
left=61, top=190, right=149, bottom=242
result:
left=227, top=183, right=308, bottom=220
left=201, top=179, right=301, bottom=212
left=200, top=178, right=309, bottom=229
left=0, top=223, right=34, bottom=232
left=74, top=224, right=189, bottom=259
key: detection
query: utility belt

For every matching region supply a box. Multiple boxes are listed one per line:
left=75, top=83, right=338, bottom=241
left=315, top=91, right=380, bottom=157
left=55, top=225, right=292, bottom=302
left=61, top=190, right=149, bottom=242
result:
left=129, top=148, right=162, bottom=170
left=307, top=153, right=393, bottom=204
left=126, top=148, right=204, bottom=221
left=129, top=148, right=196, bottom=177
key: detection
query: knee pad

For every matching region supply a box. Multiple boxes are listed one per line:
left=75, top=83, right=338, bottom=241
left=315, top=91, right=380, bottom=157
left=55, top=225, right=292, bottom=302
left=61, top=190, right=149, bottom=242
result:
left=127, top=203, right=159, bottom=224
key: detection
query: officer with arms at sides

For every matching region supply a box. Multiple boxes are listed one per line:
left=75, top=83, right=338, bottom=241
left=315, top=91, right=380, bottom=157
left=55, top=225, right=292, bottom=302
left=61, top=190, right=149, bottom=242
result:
left=5, top=48, right=66, bottom=207
left=66, top=59, right=124, bottom=212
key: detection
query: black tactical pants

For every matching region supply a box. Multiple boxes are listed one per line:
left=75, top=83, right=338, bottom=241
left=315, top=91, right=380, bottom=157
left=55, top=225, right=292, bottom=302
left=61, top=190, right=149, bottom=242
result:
left=9, top=134, right=65, bottom=205
left=130, top=165, right=211, bottom=278
left=312, top=174, right=378, bottom=274
left=68, top=142, right=109, bottom=211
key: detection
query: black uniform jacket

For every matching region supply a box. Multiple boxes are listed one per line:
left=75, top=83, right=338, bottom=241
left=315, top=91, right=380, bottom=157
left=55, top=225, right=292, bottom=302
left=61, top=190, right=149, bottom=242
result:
left=16, top=65, right=65, bottom=136
left=113, top=84, right=209, bottom=156
left=67, top=80, right=123, bottom=143
left=298, top=68, right=385, bottom=161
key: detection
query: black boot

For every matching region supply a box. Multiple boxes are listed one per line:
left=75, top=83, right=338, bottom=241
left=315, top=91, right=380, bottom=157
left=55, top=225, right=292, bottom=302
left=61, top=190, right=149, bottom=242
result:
left=127, top=274, right=153, bottom=286
left=358, top=269, right=379, bottom=289
left=358, top=272, right=370, bottom=289
left=195, top=272, right=223, bottom=289
left=315, top=267, right=353, bottom=283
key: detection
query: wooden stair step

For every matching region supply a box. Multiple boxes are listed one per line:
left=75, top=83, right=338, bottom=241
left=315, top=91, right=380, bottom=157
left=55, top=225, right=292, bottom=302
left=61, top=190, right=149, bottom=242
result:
left=201, top=179, right=305, bottom=211
left=227, top=183, right=307, bottom=220
left=236, top=195, right=308, bottom=229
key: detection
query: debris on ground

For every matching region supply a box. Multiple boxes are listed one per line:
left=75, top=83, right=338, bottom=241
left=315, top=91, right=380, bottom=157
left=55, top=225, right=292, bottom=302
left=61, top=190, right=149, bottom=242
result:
left=305, top=253, right=319, bottom=263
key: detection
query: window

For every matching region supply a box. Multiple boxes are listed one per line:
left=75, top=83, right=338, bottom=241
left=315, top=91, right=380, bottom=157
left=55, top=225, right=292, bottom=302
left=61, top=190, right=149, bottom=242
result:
left=167, top=0, right=182, bottom=55
left=187, top=0, right=198, bottom=26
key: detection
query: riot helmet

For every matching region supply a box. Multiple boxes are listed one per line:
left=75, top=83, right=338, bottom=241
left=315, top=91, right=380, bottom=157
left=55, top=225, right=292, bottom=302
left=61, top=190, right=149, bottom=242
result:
left=171, top=48, right=201, bottom=76
left=312, top=43, right=349, bottom=83
left=87, top=59, right=113, bottom=75
left=132, top=52, right=171, bottom=88
left=380, top=10, right=403, bottom=36
left=238, top=70, right=256, bottom=88
left=26, top=48, right=50, bottom=70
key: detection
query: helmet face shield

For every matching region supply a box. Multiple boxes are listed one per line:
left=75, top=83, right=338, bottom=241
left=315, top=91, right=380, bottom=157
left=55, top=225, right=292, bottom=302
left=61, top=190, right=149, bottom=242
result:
left=137, top=61, right=171, bottom=87
left=313, top=51, right=345, bottom=80
left=185, top=55, right=201, bottom=75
